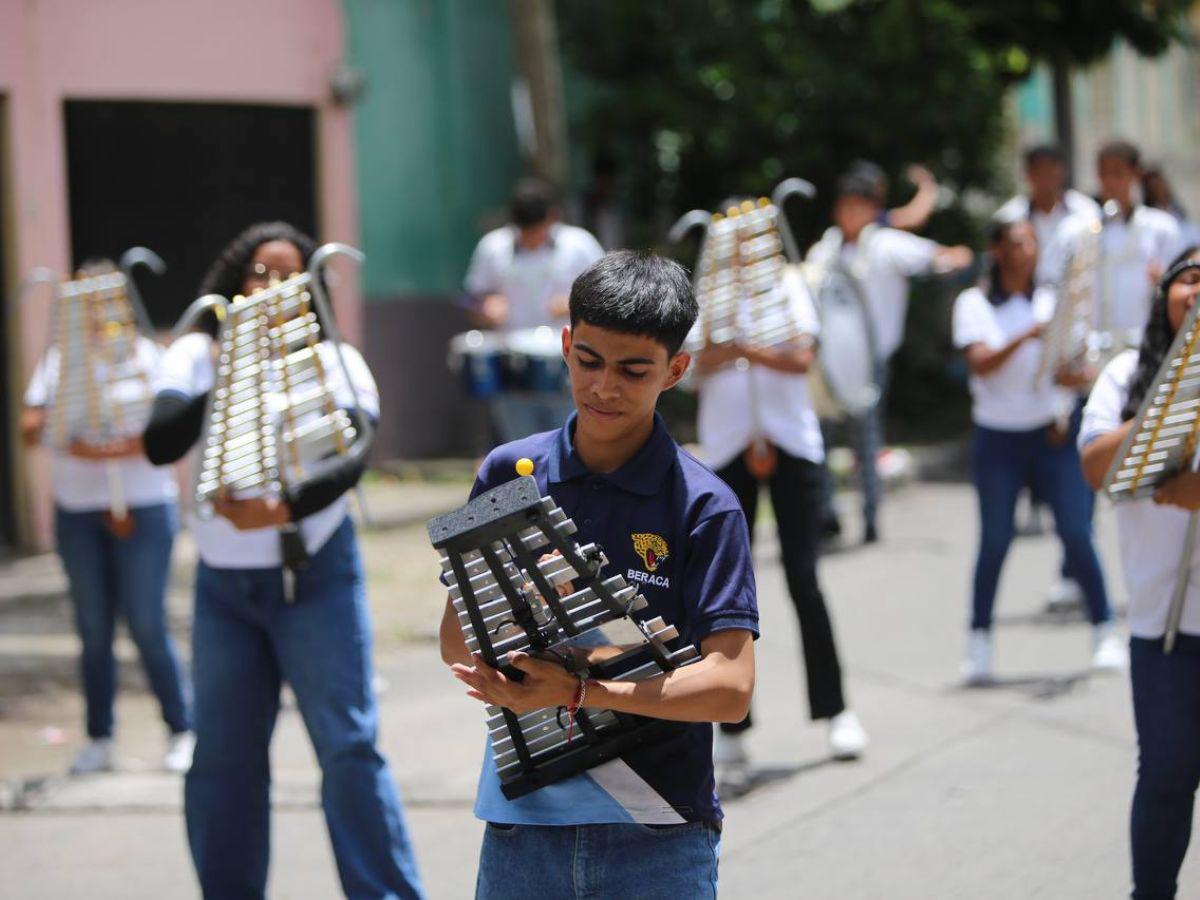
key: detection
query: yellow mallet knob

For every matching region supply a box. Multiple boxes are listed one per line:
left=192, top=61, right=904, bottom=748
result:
left=515, top=458, right=535, bottom=477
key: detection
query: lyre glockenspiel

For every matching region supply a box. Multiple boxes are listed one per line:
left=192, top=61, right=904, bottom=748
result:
left=174, top=243, right=372, bottom=520
left=27, top=249, right=165, bottom=519
left=429, top=467, right=701, bottom=799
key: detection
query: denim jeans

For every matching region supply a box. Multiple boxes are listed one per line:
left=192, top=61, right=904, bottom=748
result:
left=54, top=503, right=190, bottom=739
left=718, top=449, right=846, bottom=727
left=488, top=390, right=575, bottom=443
left=475, top=821, right=720, bottom=899
left=969, top=422, right=1111, bottom=630
left=1130, top=635, right=1200, bottom=900
left=184, top=517, right=424, bottom=900
left=821, top=362, right=888, bottom=530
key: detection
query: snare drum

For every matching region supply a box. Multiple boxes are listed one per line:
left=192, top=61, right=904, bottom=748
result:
left=448, top=330, right=507, bottom=399
left=504, top=326, right=567, bottom=394
left=805, top=263, right=881, bottom=418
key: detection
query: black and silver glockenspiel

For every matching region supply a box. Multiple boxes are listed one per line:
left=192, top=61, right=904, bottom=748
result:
left=428, top=469, right=701, bottom=800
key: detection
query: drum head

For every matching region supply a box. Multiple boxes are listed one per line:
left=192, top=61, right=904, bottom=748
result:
left=814, top=269, right=879, bottom=416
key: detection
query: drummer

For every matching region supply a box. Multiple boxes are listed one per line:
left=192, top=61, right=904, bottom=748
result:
left=807, top=161, right=973, bottom=543
left=463, top=178, right=604, bottom=442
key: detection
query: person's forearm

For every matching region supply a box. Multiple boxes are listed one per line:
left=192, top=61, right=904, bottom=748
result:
left=439, top=596, right=473, bottom=666
left=743, top=342, right=814, bottom=374
left=585, top=654, right=753, bottom=724
left=967, top=334, right=1030, bottom=377
left=1081, top=421, right=1134, bottom=491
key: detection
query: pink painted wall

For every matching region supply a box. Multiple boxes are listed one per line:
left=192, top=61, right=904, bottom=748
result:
left=1, top=0, right=362, bottom=548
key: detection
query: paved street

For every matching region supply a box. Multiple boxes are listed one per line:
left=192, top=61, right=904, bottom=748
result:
left=1, top=474, right=1195, bottom=899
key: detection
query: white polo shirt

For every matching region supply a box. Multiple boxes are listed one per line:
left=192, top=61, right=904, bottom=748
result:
left=1080, top=350, right=1200, bottom=639
left=952, top=285, right=1070, bottom=431
left=696, top=269, right=824, bottom=470
left=995, top=189, right=1100, bottom=287
left=157, top=332, right=378, bottom=569
left=25, top=338, right=178, bottom=512
left=1058, top=205, right=1184, bottom=336
left=806, top=224, right=938, bottom=361
left=464, top=223, right=604, bottom=333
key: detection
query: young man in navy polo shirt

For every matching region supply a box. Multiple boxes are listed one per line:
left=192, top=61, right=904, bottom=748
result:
left=440, top=251, right=758, bottom=899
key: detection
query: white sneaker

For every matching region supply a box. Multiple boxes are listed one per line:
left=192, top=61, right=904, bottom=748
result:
left=1046, top=578, right=1084, bottom=613
left=70, top=738, right=114, bottom=775
left=163, top=732, right=195, bottom=774
left=1092, top=625, right=1129, bottom=672
left=828, top=710, right=868, bottom=760
left=962, top=629, right=993, bottom=685
left=713, top=730, right=748, bottom=767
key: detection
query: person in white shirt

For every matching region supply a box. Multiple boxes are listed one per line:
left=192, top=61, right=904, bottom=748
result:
left=1058, top=140, right=1184, bottom=342
left=806, top=162, right=973, bottom=542
left=1079, top=246, right=1200, bottom=900
left=464, top=179, right=604, bottom=442
left=952, top=218, right=1123, bottom=683
left=995, top=143, right=1101, bottom=287
left=21, top=269, right=193, bottom=777
left=143, top=223, right=424, bottom=899
left=695, top=268, right=867, bottom=769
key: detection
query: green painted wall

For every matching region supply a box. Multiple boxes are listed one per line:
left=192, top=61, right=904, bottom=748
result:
left=346, top=0, right=522, bottom=298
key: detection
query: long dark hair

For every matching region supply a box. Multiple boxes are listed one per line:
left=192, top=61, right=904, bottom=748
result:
left=1120, top=245, right=1200, bottom=421
left=193, top=221, right=321, bottom=335
left=984, top=216, right=1034, bottom=305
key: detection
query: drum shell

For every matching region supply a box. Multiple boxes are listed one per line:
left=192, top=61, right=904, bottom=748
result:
left=805, top=264, right=881, bottom=418
left=504, top=326, right=568, bottom=394
left=449, top=330, right=507, bottom=399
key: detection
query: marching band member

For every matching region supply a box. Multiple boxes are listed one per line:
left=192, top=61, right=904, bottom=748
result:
left=807, top=161, right=973, bottom=543
left=21, top=261, right=193, bottom=776
left=441, top=252, right=757, bottom=899
left=1080, top=247, right=1200, bottom=900
left=464, top=178, right=604, bottom=442
left=953, top=218, right=1124, bottom=683
left=143, top=223, right=424, bottom=899
left=694, top=270, right=866, bottom=772
left=1058, top=140, right=1183, bottom=343
left=995, top=143, right=1101, bottom=288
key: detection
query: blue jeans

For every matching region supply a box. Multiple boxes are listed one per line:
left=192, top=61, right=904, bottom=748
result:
left=184, top=517, right=424, bottom=900
left=969, top=422, right=1111, bottom=630
left=54, top=503, right=190, bottom=739
left=1130, top=635, right=1200, bottom=899
left=489, top=390, right=574, bottom=443
left=475, top=822, right=720, bottom=899
left=821, top=362, right=888, bottom=529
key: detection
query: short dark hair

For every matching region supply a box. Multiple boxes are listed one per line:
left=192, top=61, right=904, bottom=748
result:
left=836, top=160, right=887, bottom=205
left=1023, top=143, right=1065, bottom=168
left=568, top=251, right=697, bottom=356
left=509, top=178, right=557, bottom=228
left=1098, top=139, right=1141, bottom=170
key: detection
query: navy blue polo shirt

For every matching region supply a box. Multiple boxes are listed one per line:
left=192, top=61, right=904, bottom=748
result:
left=467, top=412, right=758, bottom=826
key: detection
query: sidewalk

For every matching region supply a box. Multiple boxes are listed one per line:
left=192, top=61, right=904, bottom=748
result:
left=1, top=473, right=1194, bottom=898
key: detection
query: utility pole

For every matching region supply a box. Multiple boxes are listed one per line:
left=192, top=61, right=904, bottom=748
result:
left=510, top=0, right=569, bottom=189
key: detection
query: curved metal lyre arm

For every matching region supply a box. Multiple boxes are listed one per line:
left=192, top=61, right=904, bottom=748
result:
left=171, top=293, right=229, bottom=339
left=306, top=243, right=374, bottom=455
left=771, top=177, right=817, bottom=263
left=119, top=246, right=167, bottom=336
left=667, top=209, right=713, bottom=245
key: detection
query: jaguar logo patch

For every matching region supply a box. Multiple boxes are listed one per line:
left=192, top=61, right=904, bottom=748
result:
left=632, top=533, right=669, bottom=572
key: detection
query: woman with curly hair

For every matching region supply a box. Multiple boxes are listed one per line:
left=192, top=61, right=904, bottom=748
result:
left=144, top=222, right=424, bottom=899
left=1080, top=246, right=1200, bottom=899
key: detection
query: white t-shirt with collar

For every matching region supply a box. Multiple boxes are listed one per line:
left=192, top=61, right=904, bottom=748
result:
left=806, top=224, right=938, bottom=361
left=952, top=285, right=1070, bottom=431
left=1080, top=349, right=1200, bottom=639
left=464, top=223, right=604, bottom=333
left=696, top=270, right=824, bottom=471
left=995, top=189, right=1100, bottom=287
left=156, top=331, right=378, bottom=569
left=25, top=338, right=178, bottom=512
left=1058, top=205, right=1184, bottom=337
